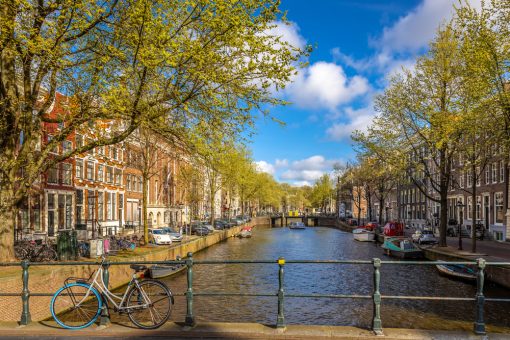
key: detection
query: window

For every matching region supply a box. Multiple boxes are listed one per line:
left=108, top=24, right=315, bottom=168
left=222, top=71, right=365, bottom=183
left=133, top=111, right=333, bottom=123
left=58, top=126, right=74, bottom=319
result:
left=500, top=161, right=505, bottom=183
left=467, top=169, right=473, bottom=188
left=87, top=138, right=94, bottom=155
left=62, top=163, right=72, bottom=185
left=492, top=162, right=497, bottom=184
left=76, top=190, right=83, bottom=225
left=459, top=172, right=464, bottom=188
left=155, top=180, right=159, bottom=203
left=458, top=153, right=463, bottom=165
left=495, top=192, right=504, bottom=224
left=485, top=165, right=490, bottom=185
left=115, top=169, right=122, bottom=185
left=138, top=176, right=143, bottom=192
left=62, top=140, right=72, bottom=154
left=476, top=196, right=481, bottom=220
left=467, top=196, right=472, bottom=220
left=106, top=166, right=113, bottom=183
left=75, top=134, right=83, bottom=149
left=76, top=159, right=83, bottom=179
left=86, top=161, right=94, bottom=181
left=97, top=164, right=104, bottom=182
left=98, top=192, right=104, bottom=221
left=126, top=174, right=131, bottom=191
left=476, top=167, right=480, bottom=187
left=113, top=148, right=118, bottom=160
left=47, top=135, right=58, bottom=154
left=48, top=165, right=58, bottom=184
left=107, top=192, right=115, bottom=220
left=97, top=146, right=104, bottom=155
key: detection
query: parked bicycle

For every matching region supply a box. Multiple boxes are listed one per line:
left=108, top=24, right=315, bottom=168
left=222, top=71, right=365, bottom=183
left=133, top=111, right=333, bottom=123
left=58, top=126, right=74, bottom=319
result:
left=50, top=254, right=173, bottom=329
left=15, top=239, right=57, bottom=262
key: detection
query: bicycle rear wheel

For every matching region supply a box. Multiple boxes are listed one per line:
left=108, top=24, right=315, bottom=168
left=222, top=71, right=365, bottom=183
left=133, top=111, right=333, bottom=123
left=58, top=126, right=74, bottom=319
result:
left=39, top=246, right=58, bottom=261
left=126, top=279, right=172, bottom=329
left=50, top=283, right=102, bottom=329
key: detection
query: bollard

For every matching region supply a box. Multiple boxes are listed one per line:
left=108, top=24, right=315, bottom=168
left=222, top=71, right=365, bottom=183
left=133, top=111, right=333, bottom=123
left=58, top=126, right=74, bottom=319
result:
left=372, top=258, right=383, bottom=335
left=185, top=252, right=196, bottom=326
left=20, top=260, right=31, bottom=325
left=474, top=258, right=486, bottom=335
left=99, top=261, right=111, bottom=326
left=276, top=257, right=285, bottom=328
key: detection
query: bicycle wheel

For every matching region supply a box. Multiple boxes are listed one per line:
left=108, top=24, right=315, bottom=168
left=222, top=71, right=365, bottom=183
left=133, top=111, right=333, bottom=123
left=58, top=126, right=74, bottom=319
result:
left=126, top=279, right=172, bottom=329
left=50, top=283, right=102, bottom=329
left=39, top=246, right=58, bottom=261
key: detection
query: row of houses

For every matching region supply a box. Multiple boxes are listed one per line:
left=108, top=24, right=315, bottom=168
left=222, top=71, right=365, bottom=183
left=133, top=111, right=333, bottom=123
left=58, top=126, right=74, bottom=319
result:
left=16, top=93, right=240, bottom=241
left=342, top=148, right=510, bottom=242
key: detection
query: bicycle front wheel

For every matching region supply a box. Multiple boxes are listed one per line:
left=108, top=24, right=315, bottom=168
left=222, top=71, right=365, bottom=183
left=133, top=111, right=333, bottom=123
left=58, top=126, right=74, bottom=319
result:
left=126, top=279, right=173, bottom=329
left=50, top=283, right=102, bottom=329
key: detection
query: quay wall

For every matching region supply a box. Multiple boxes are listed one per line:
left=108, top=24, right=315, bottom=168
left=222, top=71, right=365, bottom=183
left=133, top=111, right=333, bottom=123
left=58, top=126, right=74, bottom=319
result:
left=0, top=217, right=269, bottom=322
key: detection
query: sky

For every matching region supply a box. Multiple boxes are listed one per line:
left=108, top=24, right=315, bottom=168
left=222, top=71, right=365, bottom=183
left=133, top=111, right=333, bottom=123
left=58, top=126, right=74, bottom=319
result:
left=253, top=0, right=481, bottom=186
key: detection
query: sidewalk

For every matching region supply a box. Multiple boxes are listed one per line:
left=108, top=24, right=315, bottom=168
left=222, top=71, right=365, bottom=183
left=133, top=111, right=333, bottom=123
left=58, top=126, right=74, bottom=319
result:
left=0, top=321, right=504, bottom=340
left=444, top=237, right=510, bottom=261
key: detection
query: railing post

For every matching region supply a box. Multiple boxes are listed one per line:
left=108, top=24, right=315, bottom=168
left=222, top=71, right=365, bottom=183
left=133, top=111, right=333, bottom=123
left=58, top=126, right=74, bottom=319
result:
left=20, top=260, right=31, bottom=325
left=185, top=252, right=196, bottom=327
left=100, top=261, right=111, bottom=326
left=474, top=258, right=486, bottom=335
left=276, top=257, right=285, bottom=328
left=372, top=258, right=383, bottom=335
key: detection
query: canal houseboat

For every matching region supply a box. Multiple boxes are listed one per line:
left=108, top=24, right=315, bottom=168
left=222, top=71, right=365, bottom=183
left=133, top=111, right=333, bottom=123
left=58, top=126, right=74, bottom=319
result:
left=436, top=262, right=477, bottom=282
left=352, top=228, right=375, bottom=242
left=289, top=222, right=306, bottom=229
left=381, top=237, right=423, bottom=259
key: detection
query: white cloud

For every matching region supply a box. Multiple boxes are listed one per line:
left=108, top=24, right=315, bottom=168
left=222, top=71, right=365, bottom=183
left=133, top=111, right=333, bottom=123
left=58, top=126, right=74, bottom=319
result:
left=275, top=159, right=288, bottom=168
left=267, top=21, right=306, bottom=50
left=255, top=160, right=275, bottom=175
left=326, top=106, right=376, bottom=141
left=286, top=62, right=370, bottom=111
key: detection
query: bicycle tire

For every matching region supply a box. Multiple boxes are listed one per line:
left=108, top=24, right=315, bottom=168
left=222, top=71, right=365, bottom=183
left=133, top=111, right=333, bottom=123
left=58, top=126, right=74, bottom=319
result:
left=39, top=246, right=58, bottom=261
left=50, top=283, right=102, bottom=330
left=126, top=279, right=173, bottom=329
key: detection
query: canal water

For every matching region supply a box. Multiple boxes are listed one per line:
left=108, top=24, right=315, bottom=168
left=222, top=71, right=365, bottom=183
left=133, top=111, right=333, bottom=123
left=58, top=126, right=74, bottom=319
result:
left=122, top=226, right=510, bottom=331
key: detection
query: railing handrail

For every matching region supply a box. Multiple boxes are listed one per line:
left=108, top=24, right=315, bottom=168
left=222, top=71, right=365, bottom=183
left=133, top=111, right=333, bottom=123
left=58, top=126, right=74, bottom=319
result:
left=2, top=255, right=507, bottom=335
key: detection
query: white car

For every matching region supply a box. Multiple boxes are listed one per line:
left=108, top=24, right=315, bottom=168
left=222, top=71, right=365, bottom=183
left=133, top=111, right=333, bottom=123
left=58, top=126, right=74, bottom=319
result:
left=149, top=228, right=173, bottom=245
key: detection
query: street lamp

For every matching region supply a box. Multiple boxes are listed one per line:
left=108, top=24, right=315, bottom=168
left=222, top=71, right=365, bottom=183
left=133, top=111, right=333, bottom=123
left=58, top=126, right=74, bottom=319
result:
left=456, top=200, right=465, bottom=251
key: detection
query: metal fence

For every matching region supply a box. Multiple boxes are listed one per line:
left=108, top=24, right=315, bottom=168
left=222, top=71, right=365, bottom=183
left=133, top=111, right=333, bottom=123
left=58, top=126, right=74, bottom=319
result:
left=1, top=254, right=509, bottom=335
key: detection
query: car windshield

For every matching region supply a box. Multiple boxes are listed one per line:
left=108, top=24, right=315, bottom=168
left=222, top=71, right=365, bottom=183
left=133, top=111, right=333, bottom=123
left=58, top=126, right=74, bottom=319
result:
left=163, top=227, right=179, bottom=233
left=152, top=229, right=164, bottom=235
left=422, top=230, right=433, bottom=235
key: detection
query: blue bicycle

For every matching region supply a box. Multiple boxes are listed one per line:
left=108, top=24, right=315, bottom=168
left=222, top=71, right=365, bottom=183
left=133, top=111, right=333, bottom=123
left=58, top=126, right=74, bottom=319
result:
left=50, top=255, right=173, bottom=329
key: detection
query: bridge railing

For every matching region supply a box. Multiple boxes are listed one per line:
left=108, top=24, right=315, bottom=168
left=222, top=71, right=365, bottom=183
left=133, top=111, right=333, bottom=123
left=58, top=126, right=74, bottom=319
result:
left=1, top=255, right=509, bottom=335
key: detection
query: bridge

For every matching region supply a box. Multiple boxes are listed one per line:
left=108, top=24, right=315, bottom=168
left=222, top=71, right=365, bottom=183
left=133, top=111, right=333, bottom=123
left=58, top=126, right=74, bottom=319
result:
left=269, top=214, right=338, bottom=227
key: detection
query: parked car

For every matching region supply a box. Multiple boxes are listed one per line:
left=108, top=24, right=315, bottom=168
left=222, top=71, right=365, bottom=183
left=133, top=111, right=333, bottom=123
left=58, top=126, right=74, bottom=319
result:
left=193, top=226, right=210, bottom=236
left=200, top=221, right=214, bottom=232
left=213, top=220, right=226, bottom=230
left=411, top=230, right=422, bottom=242
left=417, top=230, right=437, bottom=245
left=161, top=227, right=183, bottom=242
left=148, top=228, right=173, bottom=245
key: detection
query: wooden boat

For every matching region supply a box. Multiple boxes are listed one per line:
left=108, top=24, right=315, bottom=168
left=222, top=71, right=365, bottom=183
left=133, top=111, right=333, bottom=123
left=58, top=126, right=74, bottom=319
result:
left=381, top=237, right=423, bottom=259
left=352, top=228, right=375, bottom=242
left=436, top=262, right=477, bottom=282
left=289, top=222, right=306, bottom=229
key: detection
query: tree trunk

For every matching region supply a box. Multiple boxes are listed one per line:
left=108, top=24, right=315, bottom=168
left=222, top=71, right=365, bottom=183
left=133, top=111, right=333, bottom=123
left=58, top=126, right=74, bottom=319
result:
left=367, top=192, right=373, bottom=222
left=142, top=175, right=149, bottom=244
left=378, top=198, right=384, bottom=226
left=439, top=189, right=448, bottom=247
left=210, top=190, right=215, bottom=226
left=471, top=162, right=477, bottom=253
left=0, top=208, right=15, bottom=261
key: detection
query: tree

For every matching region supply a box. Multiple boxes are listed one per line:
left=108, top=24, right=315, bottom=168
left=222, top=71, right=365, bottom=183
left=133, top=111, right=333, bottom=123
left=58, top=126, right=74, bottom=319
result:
left=0, top=0, right=306, bottom=259
left=354, top=25, right=465, bottom=247
left=309, top=174, right=333, bottom=213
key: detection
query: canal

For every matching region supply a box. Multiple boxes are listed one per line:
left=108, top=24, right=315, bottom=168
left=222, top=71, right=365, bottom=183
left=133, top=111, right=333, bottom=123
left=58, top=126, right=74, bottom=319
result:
left=120, top=226, right=510, bottom=331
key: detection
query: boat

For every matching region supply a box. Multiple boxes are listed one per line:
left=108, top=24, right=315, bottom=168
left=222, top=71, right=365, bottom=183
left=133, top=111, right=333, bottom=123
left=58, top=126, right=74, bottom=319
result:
left=237, top=229, right=252, bottom=238
left=148, top=262, right=186, bottom=279
left=381, top=237, right=423, bottom=259
left=289, top=222, right=306, bottom=229
left=352, top=228, right=375, bottom=242
left=436, top=262, right=477, bottom=282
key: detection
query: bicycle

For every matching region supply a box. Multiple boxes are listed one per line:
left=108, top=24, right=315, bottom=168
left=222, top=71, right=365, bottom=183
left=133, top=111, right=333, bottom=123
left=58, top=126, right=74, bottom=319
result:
left=50, top=254, right=174, bottom=329
left=15, top=239, right=58, bottom=262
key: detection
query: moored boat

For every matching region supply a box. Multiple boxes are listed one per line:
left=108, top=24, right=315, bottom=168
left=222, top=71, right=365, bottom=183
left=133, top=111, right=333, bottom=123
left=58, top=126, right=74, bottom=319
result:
left=381, top=237, right=423, bottom=259
left=148, top=263, right=186, bottom=279
left=436, top=262, right=477, bottom=282
left=352, top=228, right=375, bottom=242
left=237, top=229, right=252, bottom=238
left=289, top=221, right=306, bottom=229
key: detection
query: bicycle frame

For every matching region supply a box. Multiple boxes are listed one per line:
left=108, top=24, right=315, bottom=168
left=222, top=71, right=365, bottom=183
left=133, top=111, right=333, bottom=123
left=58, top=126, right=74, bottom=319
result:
left=72, top=260, right=152, bottom=313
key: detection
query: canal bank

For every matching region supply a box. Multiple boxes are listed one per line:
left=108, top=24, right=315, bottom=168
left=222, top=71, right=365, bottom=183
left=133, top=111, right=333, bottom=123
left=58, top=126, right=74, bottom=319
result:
left=0, top=217, right=269, bottom=322
left=1, top=321, right=505, bottom=339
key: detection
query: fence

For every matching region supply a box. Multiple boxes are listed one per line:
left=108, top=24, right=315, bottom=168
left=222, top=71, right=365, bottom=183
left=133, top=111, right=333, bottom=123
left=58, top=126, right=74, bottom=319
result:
left=1, top=254, right=509, bottom=335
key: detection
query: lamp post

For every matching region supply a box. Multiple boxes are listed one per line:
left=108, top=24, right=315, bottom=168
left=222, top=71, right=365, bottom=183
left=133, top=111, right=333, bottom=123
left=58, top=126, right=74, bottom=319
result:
left=456, top=200, right=465, bottom=251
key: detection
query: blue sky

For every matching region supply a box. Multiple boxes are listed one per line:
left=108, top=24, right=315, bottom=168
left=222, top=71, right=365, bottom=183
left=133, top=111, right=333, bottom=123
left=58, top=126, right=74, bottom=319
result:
left=252, top=0, right=481, bottom=186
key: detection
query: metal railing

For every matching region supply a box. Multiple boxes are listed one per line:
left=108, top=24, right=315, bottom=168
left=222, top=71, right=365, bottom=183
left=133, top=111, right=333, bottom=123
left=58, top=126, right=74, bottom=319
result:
left=1, top=255, right=509, bottom=335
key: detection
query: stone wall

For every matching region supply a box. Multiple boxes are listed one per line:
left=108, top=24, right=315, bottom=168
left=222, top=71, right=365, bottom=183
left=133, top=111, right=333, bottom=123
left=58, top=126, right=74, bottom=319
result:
left=0, top=217, right=269, bottom=322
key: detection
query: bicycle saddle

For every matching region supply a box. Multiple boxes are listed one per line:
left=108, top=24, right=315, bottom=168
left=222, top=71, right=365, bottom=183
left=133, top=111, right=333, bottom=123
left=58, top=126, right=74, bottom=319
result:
left=130, top=264, right=147, bottom=272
